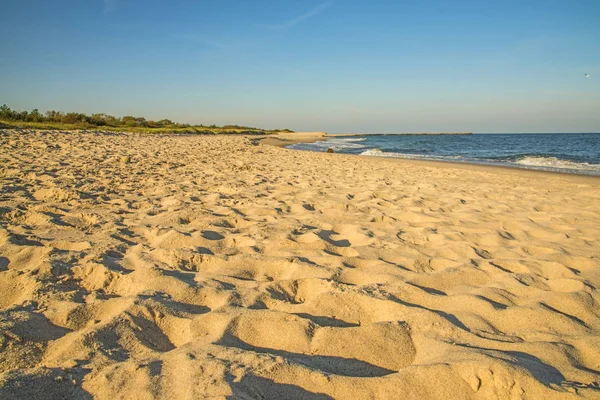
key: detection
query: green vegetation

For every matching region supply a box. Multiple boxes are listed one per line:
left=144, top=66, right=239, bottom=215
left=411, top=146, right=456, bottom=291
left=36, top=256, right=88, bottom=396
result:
left=0, top=104, right=293, bottom=135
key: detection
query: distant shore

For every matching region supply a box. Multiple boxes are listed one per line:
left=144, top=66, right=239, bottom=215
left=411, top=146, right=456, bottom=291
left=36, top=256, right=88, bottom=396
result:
left=327, top=132, right=473, bottom=137
left=259, top=131, right=473, bottom=148
left=260, top=131, right=473, bottom=148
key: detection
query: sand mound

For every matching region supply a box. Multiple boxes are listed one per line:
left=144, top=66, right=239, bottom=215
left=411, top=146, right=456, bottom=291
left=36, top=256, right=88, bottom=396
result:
left=1, top=129, right=599, bottom=399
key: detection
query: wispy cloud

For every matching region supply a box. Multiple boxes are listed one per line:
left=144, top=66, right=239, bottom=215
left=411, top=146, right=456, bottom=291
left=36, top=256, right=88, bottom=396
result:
left=103, top=0, right=119, bottom=14
left=265, top=0, right=334, bottom=29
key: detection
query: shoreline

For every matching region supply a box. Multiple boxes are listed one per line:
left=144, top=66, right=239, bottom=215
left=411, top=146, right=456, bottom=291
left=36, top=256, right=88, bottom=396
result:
left=259, top=131, right=328, bottom=147
left=265, top=132, right=600, bottom=182
left=327, top=132, right=473, bottom=136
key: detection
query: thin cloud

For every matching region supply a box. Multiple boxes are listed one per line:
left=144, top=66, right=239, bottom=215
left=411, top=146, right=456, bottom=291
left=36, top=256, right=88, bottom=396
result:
left=266, top=0, right=334, bottom=29
left=104, top=0, right=119, bottom=13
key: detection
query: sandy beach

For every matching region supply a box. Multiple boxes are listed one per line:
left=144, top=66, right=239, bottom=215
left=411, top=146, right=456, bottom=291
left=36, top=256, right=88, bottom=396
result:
left=1, top=129, right=599, bottom=399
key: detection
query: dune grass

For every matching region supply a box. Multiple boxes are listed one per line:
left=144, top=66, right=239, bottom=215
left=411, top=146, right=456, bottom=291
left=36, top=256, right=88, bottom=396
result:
left=0, top=120, right=288, bottom=135
left=0, top=105, right=292, bottom=135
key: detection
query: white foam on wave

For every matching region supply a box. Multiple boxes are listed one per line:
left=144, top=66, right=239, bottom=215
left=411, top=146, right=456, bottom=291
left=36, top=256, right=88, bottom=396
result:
left=360, top=150, right=600, bottom=174
left=338, top=137, right=367, bottom=142
left=360, top=148, right=463, bottom=161
left=360, top=148, right=387, bottom=156
left=297, top=138, right=369, bottom=152
left=515, top=156, right=600, bottom=172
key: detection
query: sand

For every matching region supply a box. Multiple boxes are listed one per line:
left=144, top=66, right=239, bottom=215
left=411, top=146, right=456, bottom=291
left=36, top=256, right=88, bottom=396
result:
left=261, top=131, right=327, bottom=148
left=1, top=129, right=599, bottom=399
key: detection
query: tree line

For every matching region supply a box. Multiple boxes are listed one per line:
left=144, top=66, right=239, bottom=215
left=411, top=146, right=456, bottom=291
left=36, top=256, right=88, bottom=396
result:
left=0, top=104, right=292, bottom=132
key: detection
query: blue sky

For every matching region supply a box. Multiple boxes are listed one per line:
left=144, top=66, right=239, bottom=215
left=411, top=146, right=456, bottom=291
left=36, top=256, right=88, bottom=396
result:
left=1, top=0, right=599, bottom=133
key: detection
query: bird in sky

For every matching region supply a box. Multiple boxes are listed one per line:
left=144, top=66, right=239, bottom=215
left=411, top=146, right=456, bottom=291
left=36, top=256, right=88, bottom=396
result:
left=585, top=73, right=590, bottom=78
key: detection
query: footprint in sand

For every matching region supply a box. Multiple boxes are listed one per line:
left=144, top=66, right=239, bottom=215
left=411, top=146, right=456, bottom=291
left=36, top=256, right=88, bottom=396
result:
left=221, top=310, right=415, bottom=377
left=201, top=231, right=225, bottom=241
left=0, top=257, right=9, bottom=271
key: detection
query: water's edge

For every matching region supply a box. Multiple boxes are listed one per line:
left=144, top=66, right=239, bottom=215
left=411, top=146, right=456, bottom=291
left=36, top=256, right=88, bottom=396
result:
left=286, top=133, right=600, bottom=177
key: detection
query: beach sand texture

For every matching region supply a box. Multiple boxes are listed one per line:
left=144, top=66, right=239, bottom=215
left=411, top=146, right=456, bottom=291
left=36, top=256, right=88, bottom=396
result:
left=1, top=130, right=599, bottom=399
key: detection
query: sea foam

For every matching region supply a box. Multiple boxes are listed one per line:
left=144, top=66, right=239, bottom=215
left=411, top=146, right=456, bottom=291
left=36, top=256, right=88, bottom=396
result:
left=514, top=156, right=600, bottom=172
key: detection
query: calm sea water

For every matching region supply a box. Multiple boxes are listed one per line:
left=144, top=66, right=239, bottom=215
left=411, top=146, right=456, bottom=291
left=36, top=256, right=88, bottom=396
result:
left=287, top=133, right=600, bottom=176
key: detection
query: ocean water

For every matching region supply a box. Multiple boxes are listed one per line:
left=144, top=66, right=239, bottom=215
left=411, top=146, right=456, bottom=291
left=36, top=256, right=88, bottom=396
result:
left=287, top=133, right=600, bottom=176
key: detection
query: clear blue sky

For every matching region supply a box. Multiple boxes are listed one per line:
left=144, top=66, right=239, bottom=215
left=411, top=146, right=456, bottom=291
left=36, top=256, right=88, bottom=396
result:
left=1, top=0, right=599, bottom=133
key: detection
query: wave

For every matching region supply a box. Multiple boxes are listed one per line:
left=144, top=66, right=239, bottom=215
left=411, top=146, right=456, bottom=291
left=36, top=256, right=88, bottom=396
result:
left=360, top=149, right=600, bottom=174
left=324, top=138, right=368, bottom=149
left=360, top=148, right=393, bottom=157
left=339, top=138, right=367, bottom=142
left=360, top=148, right=463, bottom=161
left=514, top=156, right=600, bottom=172
left=290, top=138, right=368, bottom=152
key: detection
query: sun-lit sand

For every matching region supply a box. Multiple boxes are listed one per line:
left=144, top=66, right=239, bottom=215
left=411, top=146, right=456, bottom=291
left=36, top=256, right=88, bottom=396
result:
left=1, top=129, right=599, bottom=399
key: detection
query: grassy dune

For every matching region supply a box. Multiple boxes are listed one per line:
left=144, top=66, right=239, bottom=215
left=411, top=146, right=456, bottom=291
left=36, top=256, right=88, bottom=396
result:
left=0, top=105, right=292, bottom=135
left=0, top=120, right=289, bottom=135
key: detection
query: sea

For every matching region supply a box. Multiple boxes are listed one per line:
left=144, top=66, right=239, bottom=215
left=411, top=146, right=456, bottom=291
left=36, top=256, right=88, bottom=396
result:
left=287, top=133, right=600, bottom=176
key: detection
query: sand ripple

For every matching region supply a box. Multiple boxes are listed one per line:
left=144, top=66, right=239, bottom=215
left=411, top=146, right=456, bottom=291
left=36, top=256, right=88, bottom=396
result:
left=1, top=130, right=600, bottom=399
